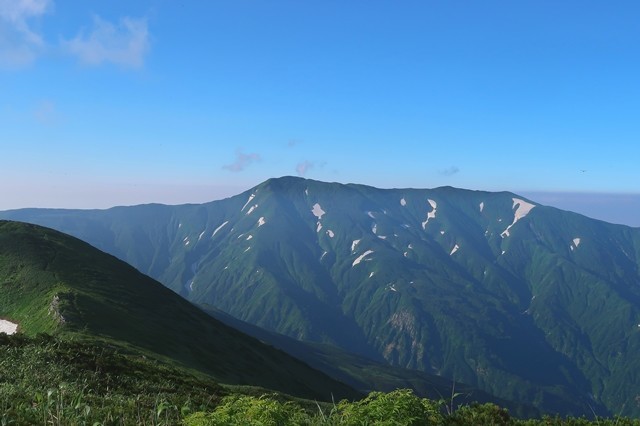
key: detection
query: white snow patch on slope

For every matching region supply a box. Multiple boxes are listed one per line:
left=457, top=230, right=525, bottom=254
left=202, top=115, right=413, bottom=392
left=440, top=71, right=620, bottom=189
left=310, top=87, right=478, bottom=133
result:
left=351, top=239, right=361, bottom=252
left=400, top=198, right=407, bottom=206
left=369, top=272, right=375, bottom=278
left=178, top=223, right=182, bottom=228
left=241, top=194, right=256, bottom=211
left=0, top=320, right=18, bottom=335
left=352, top=250, right=374, bottom=267
left=311, top=203, right=326, bottom=219
left=198, top=230, right=206, bottom=241
left=440, top=231, right=445, bottom=235
left=372, top=224, right=377, bottom=234
left=571, top=237, right=581, bottom=251
left=479, top=201, right=484, bottom=212
left=246, top=235, right=253, bottom=241
left=327, top=230, right=335, bottom=238
left=378, top=235, right=387, bottom=240
left=450, top=244, right=460, bottom=255
left=408, top=243, right=413, bottom=249
left=258, top=217, right=266, bottom=227
left=422, top=199, right=437, bottom=229
left=244, top=246, right=251, bottom=253
left=501, top=198, right=536, bottom=238
left=212, top=221, right=229, bottom=237
left=367, top=211, right=376, bottom=219
left=246, top=204, right=258, bottom=215
left=316, top=222, right=323, bottom=232
left=320, top=251, right=328, bottom=260
left=404, top=251, right=408, bottom=257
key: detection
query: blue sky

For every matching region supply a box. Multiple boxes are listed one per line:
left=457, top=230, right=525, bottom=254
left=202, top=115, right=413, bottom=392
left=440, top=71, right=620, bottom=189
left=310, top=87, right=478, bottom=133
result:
left=1, top=1, right=639, bottom=226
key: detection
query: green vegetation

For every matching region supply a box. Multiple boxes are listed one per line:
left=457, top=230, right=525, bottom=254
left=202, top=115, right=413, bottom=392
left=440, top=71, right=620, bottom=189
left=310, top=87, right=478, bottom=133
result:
left=1, top=335, right=636, bottom=426
left=0, top=333, right=222, bottom=425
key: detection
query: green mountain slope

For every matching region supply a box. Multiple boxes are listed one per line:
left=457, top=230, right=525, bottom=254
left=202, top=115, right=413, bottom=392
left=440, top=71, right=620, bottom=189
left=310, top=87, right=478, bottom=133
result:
left=3, top=177, right=640, bottom=416
left=0, top=220, right=357, bottom=402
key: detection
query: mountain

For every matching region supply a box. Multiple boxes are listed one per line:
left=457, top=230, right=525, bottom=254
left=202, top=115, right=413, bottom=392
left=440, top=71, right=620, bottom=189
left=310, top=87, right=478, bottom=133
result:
left=3, top=176, right=640, bottom=416
left=0, top=220, right=357, bottom=401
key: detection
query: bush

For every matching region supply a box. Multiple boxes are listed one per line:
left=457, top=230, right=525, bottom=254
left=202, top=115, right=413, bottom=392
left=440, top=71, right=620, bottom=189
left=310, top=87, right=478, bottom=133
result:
left=336, top=389, right=443, bottom=426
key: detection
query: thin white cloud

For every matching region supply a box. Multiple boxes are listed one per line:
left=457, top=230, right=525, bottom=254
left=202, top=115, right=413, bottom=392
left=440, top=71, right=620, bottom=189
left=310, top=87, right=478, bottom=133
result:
left=0, top=0, right=50, bottom=67
left=296, top=160, right=326, bottom=177
left=33, top=99, right=58, bottom=125
left=63, top=15, right=149, bottom=69
left=223, top=150, right=261, bottom=172
left=296, top=160, right=314, bottom=177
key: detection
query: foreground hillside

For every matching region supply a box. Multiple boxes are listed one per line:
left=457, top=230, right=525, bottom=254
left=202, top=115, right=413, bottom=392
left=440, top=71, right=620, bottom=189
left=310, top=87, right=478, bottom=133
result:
left=3, top=177, right=640, bottom=416
left=3, top=335, right=639, bottom=425
left=0, top=220, right=356, bottom=401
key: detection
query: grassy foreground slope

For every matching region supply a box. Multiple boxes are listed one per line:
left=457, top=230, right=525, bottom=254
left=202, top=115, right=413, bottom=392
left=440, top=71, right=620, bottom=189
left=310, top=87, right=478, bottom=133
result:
left=0, top=220, right=357, bottom=402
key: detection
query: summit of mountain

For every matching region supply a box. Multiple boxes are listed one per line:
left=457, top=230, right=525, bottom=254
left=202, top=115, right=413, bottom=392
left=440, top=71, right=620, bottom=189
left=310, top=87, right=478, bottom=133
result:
left=2, top=177, right=640, bottom=416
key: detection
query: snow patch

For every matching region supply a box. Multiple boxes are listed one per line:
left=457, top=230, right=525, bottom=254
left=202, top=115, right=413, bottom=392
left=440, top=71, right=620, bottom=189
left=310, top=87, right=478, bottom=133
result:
left=246, top=235, right=253, bottom=241
left=422, top=199, right=437, bottom=229
left=400, top=198, right=407, bottom=206
left=311, top=203, right=326, bottom=219
left=440, top=231, right=445, bottom=235
left=388, top=284, right=397, bottom=292
left=244, top=246, right=251, bottom=253
left=305, top=188, right=309, bottom=196
left=367, top=211, right=376, bottom=219
left=378, top=235, right=387, bottom=240
left=258, top=217, right=266, bottom=227
left=479, top=201, right=484, bottom=212
left=198, top=230, right=206, bottom=241
left=241, top=194, right=256, bottom=212
left=404, top=251, right=408, bottom=257
left=450, top=244, right=460, bottom=255
left=327, top=230, right=335, bottom=238
left=573, top=237, right=581, bottom=248
left=501, top=250, right=506, bottom=255
left=246, top=204, right=258, bottom=215
left=501, top=198, right=536, bottom=238
left=372, top=224, right=377, bottom=234
left=178, top=223, right=182, bottom=228
left=316, top=222, right=323, bottom=232
left=369, top=272, right=375, bottom=278
left=352, top=250, right=374, bottom=267
left=320, top=251, right=328, bottom=260
left=408, top=243, right=413, bottom=249
left=351, top=239, right=361, bottom=252
left=0, top=320, right=18, bottom=335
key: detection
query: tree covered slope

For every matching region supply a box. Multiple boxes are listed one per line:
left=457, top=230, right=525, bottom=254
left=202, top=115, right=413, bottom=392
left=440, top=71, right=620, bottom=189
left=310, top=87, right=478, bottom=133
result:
left=3, top=177, right=640, bottom=416
left=0, top=220, right=357, bottom=402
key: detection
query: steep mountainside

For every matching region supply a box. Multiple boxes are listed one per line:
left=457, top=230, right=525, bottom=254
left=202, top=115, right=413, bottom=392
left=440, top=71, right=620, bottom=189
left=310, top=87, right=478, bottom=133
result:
left=0, top=220, right=357, bottom=401
left=3, top=177, right=640, bottom=416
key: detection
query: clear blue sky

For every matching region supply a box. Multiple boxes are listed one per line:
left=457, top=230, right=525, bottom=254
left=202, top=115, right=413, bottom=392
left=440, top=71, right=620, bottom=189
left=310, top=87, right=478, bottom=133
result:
left=1, top=1, right=639, bottom=225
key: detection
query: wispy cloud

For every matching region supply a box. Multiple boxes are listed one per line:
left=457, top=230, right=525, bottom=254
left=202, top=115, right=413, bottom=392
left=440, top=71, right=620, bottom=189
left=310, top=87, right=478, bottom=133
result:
left=438, top=166, right=460, bottom=176
left=63, top=15, right=149, bottom=69
left=0, top=0, right=51, bottom=67
left=223, top=150, right=261, bottom=172
left=296, top=161, right=314, bottom=176
left=33, top=99, right=59, bottom=125
left=287, top=139, right=300, bottom=148
left=296, top=160, right=326, bottom=177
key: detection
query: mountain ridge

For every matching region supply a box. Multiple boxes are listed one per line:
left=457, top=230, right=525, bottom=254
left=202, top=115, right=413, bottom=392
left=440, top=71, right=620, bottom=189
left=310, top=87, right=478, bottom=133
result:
left=2, top=177, right=640, bottom=416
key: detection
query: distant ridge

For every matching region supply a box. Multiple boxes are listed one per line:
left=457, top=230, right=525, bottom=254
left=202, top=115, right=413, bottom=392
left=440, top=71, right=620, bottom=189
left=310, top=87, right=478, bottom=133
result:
left=2, top=177, right=640, bottom=416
